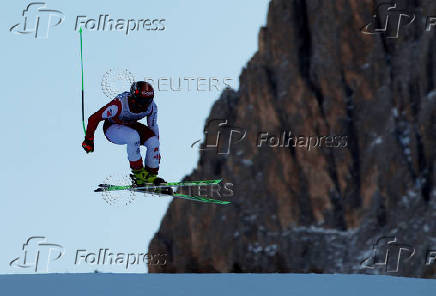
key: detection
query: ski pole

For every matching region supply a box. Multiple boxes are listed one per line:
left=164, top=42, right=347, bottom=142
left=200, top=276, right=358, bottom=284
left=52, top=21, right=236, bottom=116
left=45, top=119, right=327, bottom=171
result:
left=79, top=27, right=86, bottom=135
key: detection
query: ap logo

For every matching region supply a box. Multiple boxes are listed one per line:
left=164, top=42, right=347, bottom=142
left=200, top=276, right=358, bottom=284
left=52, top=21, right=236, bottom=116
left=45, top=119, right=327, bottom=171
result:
left=10, top=236, right=64, bottom=272
left=361, top=236, right=415, bottom=273
left=191, top=119, right=247, bottom=155
left=10, top=2, right=64, bottom=39
left=361, top=2, right=415, bottom=38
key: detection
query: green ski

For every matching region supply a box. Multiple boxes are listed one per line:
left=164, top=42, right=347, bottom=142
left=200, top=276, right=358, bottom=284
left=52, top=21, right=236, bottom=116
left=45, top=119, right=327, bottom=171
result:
left=94, top=179, right=230, bottom=204
left=94, top=179, right=222, bottom=192
left=172, top=193, right=231, bottom=205
left=133, top=189, right=231, bottom=205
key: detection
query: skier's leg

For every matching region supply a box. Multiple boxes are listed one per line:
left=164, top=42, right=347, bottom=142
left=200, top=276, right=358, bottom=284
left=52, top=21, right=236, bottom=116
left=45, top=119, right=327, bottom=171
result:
left=142, top=135, right=167, bottom=189
left=125, top=122, right=160, bottom=173
left=125, top=122, right=168, bottom=189
left=143, top=136, right=160, bottom=173
left=104, top=124, right=142, bottom=169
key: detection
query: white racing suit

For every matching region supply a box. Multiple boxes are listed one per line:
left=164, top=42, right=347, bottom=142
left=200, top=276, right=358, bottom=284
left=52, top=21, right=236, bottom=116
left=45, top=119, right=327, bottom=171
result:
left=85, top=91, right=160, bottom=172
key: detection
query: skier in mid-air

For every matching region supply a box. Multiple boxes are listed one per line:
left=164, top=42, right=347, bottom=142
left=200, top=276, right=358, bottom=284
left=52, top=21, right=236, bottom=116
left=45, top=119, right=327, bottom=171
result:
left=82, top=81, right=167, bottom=187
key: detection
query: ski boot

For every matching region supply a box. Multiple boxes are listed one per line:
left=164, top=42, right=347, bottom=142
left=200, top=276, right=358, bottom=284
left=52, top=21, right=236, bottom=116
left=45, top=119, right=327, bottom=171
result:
left=130, top=167, right=173, bottom=195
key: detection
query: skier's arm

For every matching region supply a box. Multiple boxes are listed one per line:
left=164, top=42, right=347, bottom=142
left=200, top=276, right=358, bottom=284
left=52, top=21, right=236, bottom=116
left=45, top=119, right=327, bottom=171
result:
left=85, top=99, right=122, bottom=141
left=147, top=102, right=159, bottom=138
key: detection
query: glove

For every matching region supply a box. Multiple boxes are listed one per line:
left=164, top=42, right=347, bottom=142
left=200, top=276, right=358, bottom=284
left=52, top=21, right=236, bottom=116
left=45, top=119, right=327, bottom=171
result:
left=82, top=137, right=94, bottom=153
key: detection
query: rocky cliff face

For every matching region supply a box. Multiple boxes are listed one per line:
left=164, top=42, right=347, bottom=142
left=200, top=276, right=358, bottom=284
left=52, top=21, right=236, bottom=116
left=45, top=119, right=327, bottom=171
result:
left=149, top=0, right=436, bottom=277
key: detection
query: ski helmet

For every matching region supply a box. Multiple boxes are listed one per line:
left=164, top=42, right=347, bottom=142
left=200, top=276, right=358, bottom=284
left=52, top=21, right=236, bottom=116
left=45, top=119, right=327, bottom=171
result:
left=130, top=81, right=154, bottom=109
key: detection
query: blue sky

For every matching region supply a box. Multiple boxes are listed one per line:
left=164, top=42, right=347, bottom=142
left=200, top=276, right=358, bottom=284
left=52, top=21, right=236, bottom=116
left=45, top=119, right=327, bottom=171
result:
left=1, top=0, right=269, bottom=273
